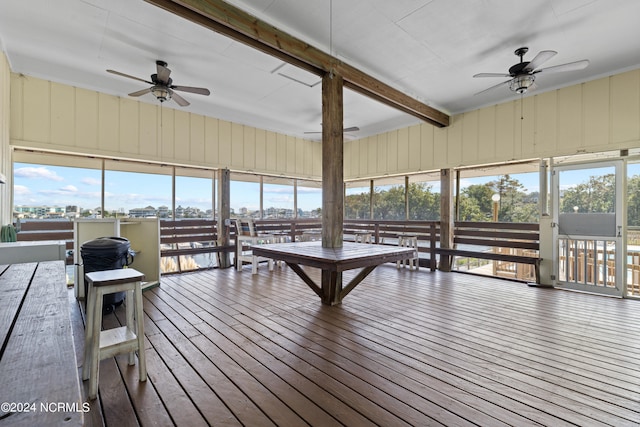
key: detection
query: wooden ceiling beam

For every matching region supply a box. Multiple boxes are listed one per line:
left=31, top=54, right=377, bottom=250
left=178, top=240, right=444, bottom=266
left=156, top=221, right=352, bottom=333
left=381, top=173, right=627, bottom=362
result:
left=145, top=0, right=450, bottom=128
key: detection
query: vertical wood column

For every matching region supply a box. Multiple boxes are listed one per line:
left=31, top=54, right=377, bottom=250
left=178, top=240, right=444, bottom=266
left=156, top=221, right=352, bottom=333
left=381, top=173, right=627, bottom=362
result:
left=369, top=179, right=374, bottom=219
left=217, top=168, right=231, bottom=268
left=405, top=175, right=410, bottom=219
left=322, top=72, right=344, bottom=249
left=439, top=168, right=454, bottom=272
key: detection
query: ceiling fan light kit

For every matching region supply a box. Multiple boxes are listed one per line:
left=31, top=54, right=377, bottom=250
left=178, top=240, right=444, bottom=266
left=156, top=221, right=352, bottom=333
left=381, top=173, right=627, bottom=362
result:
left=151, top=86, right=171, bottom=102
left=509, top=74, right=535, bottom=94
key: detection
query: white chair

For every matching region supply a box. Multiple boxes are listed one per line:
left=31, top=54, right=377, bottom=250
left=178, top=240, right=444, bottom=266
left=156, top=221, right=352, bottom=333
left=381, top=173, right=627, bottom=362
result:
left=234, top=219, right=275, bottom=274
left=397, top=234, right=419, bottom=270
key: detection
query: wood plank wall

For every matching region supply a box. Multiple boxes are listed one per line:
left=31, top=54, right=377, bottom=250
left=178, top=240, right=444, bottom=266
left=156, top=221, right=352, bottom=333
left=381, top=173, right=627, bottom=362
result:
left=7, top=68, right=640, bottom=183
left=9, top=75, right=322, bottom=179
left=345, top=69, right=640, bottom=179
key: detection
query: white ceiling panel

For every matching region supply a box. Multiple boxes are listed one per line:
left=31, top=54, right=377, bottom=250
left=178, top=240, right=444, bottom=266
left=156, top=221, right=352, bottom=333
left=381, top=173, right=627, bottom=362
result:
left=1, top=0, right=639, bottom=140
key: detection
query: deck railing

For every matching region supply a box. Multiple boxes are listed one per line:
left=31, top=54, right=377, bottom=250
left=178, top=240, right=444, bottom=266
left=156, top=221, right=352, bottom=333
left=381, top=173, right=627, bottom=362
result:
left=13, top=218, right=640, bottom=292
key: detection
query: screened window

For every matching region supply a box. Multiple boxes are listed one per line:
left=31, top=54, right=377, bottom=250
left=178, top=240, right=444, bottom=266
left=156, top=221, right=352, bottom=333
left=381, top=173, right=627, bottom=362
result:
left=345, top=182, right=370, bottom=219
left=263, top=177, right=294, bottom=219
left=297, top=179, right=322, bottom=218
left=13, top=162, right=102, bottom=219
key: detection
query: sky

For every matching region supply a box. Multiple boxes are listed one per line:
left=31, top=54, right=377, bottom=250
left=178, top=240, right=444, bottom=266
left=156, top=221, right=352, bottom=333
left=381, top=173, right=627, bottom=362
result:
left=13, top=161, right=640, bottom=214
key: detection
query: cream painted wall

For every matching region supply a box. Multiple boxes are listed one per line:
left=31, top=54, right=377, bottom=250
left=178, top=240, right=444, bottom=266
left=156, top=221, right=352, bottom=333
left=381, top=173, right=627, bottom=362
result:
left=8, top=69, right=640, bottom=186
left=345, top=69, right=640, bottom=180
left=0, top=52, right=11, bottom=225
left=9, top=74, right=322, bottom=180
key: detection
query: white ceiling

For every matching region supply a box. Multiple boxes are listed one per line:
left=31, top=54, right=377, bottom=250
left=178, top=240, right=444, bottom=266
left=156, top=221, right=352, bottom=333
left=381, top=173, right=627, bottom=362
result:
left=1, top=0, right=640, bottom=141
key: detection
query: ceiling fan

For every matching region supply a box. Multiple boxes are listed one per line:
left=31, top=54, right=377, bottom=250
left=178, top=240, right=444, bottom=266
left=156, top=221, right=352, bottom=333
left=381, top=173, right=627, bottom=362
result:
left=304, top=126, right=360, bottom=135
left=473, top=47, right=589, bottom=95
left=107, top=60, right=210, bottom=106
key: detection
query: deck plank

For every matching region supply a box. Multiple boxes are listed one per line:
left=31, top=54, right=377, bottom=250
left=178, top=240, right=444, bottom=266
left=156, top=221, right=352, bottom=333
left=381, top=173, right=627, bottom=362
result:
left=67, top=265, right=640, bottom=426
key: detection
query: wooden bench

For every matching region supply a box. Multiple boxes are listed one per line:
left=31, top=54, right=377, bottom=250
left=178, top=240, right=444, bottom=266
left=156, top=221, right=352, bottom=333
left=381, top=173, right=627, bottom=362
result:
left=0, top=261, right=83, bottom=426
left=437, top=222, right=542, bottom=284
left=15, top=220, right=74, bottom=264
left=160, top=219, right=233, bottom=257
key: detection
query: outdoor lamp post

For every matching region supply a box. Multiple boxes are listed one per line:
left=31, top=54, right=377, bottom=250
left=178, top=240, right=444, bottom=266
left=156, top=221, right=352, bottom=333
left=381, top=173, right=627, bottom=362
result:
left=491, top=193, right=501, bottom=276
left=492, top=193, right=500, bottom=222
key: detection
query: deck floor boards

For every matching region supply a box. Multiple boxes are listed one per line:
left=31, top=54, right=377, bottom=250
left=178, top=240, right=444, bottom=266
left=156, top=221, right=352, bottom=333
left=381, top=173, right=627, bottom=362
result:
left=69, top=265, right=640, bottom=426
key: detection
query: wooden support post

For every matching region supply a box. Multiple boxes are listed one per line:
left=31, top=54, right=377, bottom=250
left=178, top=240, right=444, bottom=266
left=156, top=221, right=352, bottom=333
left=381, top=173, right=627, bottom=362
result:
left=405, top=176, right=410, bottom=220
left=439, top=168, right=454, bottom=272
left=217, top=168, right=231, bottom=268
left=369, top=179, right=374, bottom=219
left=322, top=72, right=344, bottom=249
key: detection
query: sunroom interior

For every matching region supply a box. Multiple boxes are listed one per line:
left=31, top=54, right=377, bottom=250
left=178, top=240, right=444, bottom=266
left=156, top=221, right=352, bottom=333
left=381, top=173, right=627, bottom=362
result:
left=1, top=1, right=640, bottom=426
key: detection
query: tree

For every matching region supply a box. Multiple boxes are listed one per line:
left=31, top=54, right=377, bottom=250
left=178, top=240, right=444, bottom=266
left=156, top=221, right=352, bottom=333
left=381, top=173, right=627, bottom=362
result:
left=628, top=175, right=640, bottom=226
left=345, top=191, right=370, bottom=219
left=408, top=182, right=439, bottom=220
left=460, top=175, right=538, bottom=223
left=457, top=194, right=484, bottom=221
left=373, top=185, right=405, bottom=220
left=560, top=173, right=615, bottom=213
left=462, top=184, right=494, bottom=220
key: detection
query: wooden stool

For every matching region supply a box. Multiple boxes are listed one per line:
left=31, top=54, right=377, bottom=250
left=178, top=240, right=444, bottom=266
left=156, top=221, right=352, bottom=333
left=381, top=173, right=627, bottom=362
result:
left=354, top=231, right=372, bottom=244
left=82, top=268, right=147, bottom=400
left=397, top=234, right=419, bottom=270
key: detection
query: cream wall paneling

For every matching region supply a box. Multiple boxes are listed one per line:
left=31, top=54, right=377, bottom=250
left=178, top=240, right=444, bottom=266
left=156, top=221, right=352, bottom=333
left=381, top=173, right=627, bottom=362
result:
left=10, top=75, right=321, bottom=180
left=10, top=70, right=640, bottom=184
left=344, top=69, right=640, bottom=180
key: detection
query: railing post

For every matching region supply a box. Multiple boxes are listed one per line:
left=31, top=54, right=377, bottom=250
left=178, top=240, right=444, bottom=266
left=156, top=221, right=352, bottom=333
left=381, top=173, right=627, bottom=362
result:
left=439, top=168, right=455, bottom=272
left=217, top=168, right=232, bottom=268
left=374, top=223, right=380, bottom=244
left=430, top=223, right=437, bottom=271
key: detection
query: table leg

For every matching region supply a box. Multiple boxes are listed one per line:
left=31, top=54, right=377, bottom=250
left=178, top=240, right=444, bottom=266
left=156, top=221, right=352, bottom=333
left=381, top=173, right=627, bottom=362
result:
left=82, top=284, right=95, bottom=382
left=88, top=287, right=104, bottom=400
left=126, top=289, right=135, bottom=365
left=321, top=270, right=342, bottom=306
left=134, top=283, right=147, bottom=381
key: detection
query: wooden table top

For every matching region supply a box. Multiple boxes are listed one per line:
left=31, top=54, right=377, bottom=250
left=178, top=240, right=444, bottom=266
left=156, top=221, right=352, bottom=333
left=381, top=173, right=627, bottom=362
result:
left=0, top=261, right=83, bottom=426
left=251, top=241, right=417, bottom=272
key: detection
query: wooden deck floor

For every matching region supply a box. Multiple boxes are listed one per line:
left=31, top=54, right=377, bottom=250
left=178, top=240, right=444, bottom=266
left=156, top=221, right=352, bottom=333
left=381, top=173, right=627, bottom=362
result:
left=70, top=265, right=640, bottom=426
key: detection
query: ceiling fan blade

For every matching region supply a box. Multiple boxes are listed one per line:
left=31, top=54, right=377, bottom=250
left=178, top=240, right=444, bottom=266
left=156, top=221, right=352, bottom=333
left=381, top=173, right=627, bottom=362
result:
left=474, top=79, right=512, bottom=96
left=169, top=89, right=190, bottom=107
left=128, top=88, right=152, bottom=97
left=473, top=72, right=511, bottom=78
left=536, top=59, right=590, bottom=74
left=107, top=69, right=153, bottom=84
left=156, top=61, right=171, bottom=84
left=524, top=50, right=557, bottom=71
left=171, top=85, right=211, bottom=96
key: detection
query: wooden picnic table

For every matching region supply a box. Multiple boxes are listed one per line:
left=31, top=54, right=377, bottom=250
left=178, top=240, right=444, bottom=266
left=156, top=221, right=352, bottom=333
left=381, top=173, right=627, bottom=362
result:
left=251, top=241, right=417, bottom=305
left=0, top=261, right=84, bottom=426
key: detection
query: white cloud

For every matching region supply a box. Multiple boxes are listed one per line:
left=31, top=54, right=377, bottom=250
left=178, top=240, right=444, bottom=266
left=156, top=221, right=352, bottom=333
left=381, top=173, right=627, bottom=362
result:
left=13, top=185, right=31, bottom=195
left=81, top=177, right=101, bottom=186
left=14, top=167, right=64, bottom=181
left=60, top=185, right=78, bottom=192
